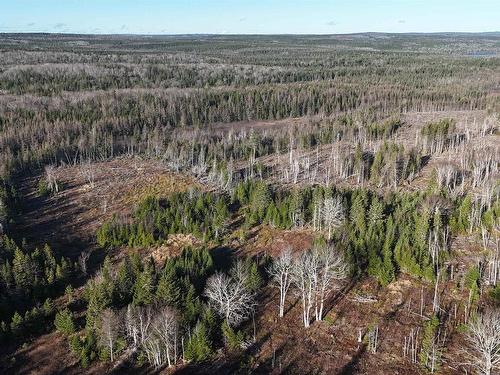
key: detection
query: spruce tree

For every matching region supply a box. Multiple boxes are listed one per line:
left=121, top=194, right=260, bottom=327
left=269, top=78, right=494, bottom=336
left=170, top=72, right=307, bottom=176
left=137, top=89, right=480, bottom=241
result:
left=132, top=260, right=155, bottom=306
left=10, top=311, right=23, bottom=335
left=185, top=321, right=213, bottom=362
left=115, top=256, right=135, bottom=304
left=156, top=265, right=181, bottom=306
left=54, top=308, right=75, bottom=336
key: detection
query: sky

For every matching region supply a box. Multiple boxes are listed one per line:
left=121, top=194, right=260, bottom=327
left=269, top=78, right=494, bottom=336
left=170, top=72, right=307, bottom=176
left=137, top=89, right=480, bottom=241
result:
left=0, top=0, right=499, bottom=35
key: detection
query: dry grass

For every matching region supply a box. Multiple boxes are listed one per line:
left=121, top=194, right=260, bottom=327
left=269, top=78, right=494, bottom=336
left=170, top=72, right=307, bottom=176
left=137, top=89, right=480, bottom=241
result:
left=122, top=173, right=202, bottom=206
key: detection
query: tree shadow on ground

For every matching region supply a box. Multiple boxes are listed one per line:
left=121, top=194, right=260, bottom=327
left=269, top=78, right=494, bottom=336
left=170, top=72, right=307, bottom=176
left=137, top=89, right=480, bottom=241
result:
left=338, top=344, right=366, bottom=375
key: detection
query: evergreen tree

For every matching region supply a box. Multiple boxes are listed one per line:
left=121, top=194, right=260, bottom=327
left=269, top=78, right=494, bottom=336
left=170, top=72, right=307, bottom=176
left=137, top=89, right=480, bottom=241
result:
left=185, top=321, right=213, bottom=362
left=244, top=260, right=262, bottom=293
left=115, top=256, right=135, bottom=304
left=213, top=197, right=229, bottom=239
left=156, top=264, right=181, bottom=306
left=85, top=264, right=114, bottom=330
left=350, top=191, right=367, bottom=234
left=10, top=311, right=23, bottom=336
left=132, top=259, right=155, bottom=306
left=12, top=247, right=33, bottom=290
left=222, top=320, right=244, bottom=351
left=54, top=308, right=75, bottom=336
left=380, top=216, right=396, bottom=285
left=183, top=283, right=202, bottom=325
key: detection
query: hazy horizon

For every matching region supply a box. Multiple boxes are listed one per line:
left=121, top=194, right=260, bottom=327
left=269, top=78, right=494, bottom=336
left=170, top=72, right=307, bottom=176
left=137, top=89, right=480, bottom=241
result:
left=1, top=0, right=499, bottom=35
left=2, top=31, right=500, bottom=36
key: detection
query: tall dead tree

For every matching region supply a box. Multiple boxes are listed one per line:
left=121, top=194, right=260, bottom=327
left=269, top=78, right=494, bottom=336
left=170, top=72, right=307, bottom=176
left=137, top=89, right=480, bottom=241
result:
left=322, top=197, right=345, bottom=240
left=268, top=248, right=294, bottom=318
left=80, top=161, right=96, bottom=188
left=99, top=308, right=121, bottom=362
left=143, top=334, right=163, bottom=368
left=125, top=304, right=140, bottom=348
left=428, top=221, right=449, bottom=271
left=291, top=250, right=317, bottom=328
left=78, top=251, right=91, bottom=276
left=367, top=325, right=379, bottom=354
left=482, top=226, right=499, bottom=286
left=124, top=304, right=154, bottom=348
left=291, top=245, right=348, bottom=327
left=152, top=306, right=179, bottom=368
left=314, top=245, right=348, bottom=321
left=44, top=165, right=60, bottom=194
left=464, top=309, right=500, bottom=375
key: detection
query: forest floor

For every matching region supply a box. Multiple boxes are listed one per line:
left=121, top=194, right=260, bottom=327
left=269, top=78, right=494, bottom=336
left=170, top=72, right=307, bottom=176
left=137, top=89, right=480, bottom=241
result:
left=176, top=270, right=475, bottom=374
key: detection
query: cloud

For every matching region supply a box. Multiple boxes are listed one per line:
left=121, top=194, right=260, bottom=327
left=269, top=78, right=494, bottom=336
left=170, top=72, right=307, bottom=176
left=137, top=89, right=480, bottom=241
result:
left=326, top=21, right=337, bottom=26
left=239, top=17, right=246, bottom=22
left=27, top=22, right=36, bottom=27
left=53, top=22, right=66, bottom=30
left=120, top=24, right=128, bottom=31
left=398, top=20, right=406, bottom=24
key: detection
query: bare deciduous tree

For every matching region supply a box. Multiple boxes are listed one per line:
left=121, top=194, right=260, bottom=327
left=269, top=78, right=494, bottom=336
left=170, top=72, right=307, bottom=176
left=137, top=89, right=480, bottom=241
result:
left=314, top=244, right=348, bottom=321
left=367, top=325, right=379, bottom=354
left=268, top=248, right=294, bottom=318
left=137, top=305, right=154, bottom=345
left=291, top=249, right=317, bottom=328
left=44, top=165, right=59, bottom=194
left=80, top=161, right=96, bottom=188
left=124, top=304, right=181, bottom=368
left=291, top=245, right=348, bottom=327
left=205, top=262, right=255, bottom=327
left=99, top=308, right=121, bottom=362
left=78, top=250, right=91, bottom=276
left=125, top=304, right=140, bottom=348
left=124, top=304, right=153, bottom=348
left=322, top=197, right=345, bottom=240
left=143, top=334, right=163, bottom=368
left=152, top=306, right=179, bottom=368
left=464, top=309, right=500, bottom=375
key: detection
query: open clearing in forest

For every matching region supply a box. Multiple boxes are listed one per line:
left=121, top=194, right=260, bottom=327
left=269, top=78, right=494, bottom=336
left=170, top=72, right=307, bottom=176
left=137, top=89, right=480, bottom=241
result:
left=13, top=157, right=201, bottom=256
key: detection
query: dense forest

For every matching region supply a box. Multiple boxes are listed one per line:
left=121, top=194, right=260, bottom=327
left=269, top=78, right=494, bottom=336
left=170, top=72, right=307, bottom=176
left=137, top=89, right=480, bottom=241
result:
left=0, top=33, right=499, bottom=375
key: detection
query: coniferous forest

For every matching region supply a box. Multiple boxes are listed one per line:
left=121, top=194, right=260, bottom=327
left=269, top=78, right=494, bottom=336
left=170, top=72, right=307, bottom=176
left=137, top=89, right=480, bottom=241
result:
left=0, top=33, right=499, bottom=374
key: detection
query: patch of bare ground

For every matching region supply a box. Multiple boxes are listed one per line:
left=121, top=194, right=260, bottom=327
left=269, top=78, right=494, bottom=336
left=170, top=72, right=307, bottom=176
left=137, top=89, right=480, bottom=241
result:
left=210, top=220, right=489, bottom=374
left=230, top=225, right=315, bottom=257
left=180, top=224, right=479, bottom=375
left=180, top=272, right=468, bottom=374
left=266, top=271, right=479, bottom=374
left=1, top=331, right=113, bottom=375
left=13, top=156, right=200, bottom=258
